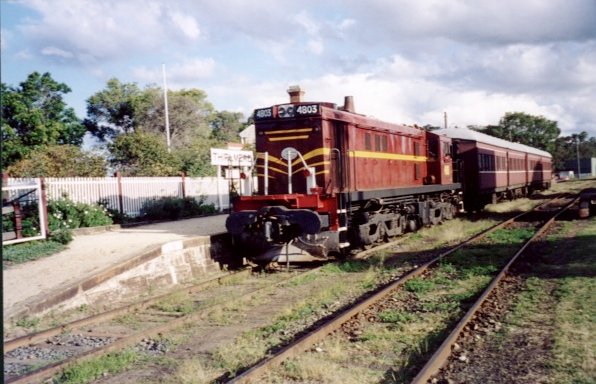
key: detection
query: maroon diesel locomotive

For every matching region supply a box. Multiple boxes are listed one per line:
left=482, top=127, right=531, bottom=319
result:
left=225, top=87, right=552, bottom=262
left=226, top=87, right=462, bottom=262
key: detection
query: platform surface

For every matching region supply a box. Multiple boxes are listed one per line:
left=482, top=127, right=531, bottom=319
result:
left=2, top=215, right=228, bottom=317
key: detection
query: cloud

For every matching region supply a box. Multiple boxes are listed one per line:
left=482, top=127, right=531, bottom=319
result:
left=0, top=28, right=9, bottom=51
left=17, top=0, right=202, bottom=64
left=132, top=58, right=216, bottom=86
left=41, top=46, right=74, bottom=59
left=341, top=0, right=596, bottom=45
left=5, top=0, right=594, bottom=139
left=169, top=10, right=201, bottom=40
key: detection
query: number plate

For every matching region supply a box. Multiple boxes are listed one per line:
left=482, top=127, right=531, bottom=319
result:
left=254, top=107, right=273, bottom=120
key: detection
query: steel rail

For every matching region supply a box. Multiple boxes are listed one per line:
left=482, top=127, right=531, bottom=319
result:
left=6, top=265, right=323, bottom=384
left=410, top=196, right=578, bottom=384
left=4, top=267, right=252, bottom=352
left=226, top=197, right=565, bottom=383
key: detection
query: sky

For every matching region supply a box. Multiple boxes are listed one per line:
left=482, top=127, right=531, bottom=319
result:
left=1, top=0, right=596, bottom=143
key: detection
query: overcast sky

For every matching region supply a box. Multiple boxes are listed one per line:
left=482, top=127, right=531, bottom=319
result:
left=2, top=0, right=595, bottom=140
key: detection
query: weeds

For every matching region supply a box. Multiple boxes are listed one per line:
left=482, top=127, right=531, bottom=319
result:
left=52, top=349, right=139, bottom=384
left=15, top=316, right=40, bottom=329
left=151, top=292, right=194, bottom=314
left=3, top=240, right=66, bottom=266
left=378, top=309, right=414, bottom=324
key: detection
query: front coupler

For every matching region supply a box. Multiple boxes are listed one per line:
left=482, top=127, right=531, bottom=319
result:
left=226, top=206, right=322, bottom=256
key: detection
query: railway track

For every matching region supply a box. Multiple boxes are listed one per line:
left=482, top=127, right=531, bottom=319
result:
left=225, top=194, right=576, bottom=383
left=4, top=196, right=568, bottom=383
left=3, top=265, right=315, bottom=383
left=411, top=195, right=577, bottom=384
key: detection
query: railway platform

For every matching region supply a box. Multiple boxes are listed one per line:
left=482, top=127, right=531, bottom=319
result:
left=3, top=214, right=228, bottom=325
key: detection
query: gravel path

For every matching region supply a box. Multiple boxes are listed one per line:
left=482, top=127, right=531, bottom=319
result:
left=3, top=215, right=228, bottom=316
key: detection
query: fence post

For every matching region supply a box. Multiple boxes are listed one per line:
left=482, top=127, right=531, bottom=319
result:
left=116, top=172, right=124, bottom=217
left=181, top=172, right=186, bottom=199
left=2, top=172, right=8, bottom=204
left=40, top=177, right=49, bottom=237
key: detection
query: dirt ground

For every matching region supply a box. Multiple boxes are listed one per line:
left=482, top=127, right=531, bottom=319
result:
left=2, top=215, right=227, bottom=316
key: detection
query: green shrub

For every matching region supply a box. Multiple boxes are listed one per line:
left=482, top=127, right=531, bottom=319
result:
left=140, top=196, right=215, bottom=221
left=46, top=195, right=114, bottom=244
left=48, top=196, right=113, bottom=229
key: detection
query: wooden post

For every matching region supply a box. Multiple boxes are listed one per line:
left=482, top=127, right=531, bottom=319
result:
left=181, top=172, right=186, bottom=199
left=2, top=172, right=8, bottom=204
left=40, top=177, right=49, bottom=237
left=116, top=171, right=124, bottom=217
left=13, top=200, right=22, bottom=239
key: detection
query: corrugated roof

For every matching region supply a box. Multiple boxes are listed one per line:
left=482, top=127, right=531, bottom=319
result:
left=433, top=127, right=552, bottom=158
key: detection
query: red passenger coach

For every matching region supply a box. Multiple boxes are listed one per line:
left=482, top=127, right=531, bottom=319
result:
left=434, top=127, right=552, bottom=210
left=227, top=87, right=462, bottom=262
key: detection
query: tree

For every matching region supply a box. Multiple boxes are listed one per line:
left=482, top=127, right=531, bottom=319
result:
left=1, top=72, right=86, bottom=167
left=108, top=131, right=181, bottom=176
left=552, top=132, right=596, bottom=170
left=7, top=145, right=106, bottom=177
left=84, top=78, right=148, bottom=141
left=481, top=112, right=560, bottom=154
left=209, top=110, right=245, bottom=142
left=136, top=87, right=214, bottom=149
left=175, top=138, right=220, bottom=177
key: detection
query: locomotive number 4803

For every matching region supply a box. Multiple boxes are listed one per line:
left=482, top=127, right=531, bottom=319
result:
left=254, top=108, right=273, bottom=119
left=296, top=104, right=319, bottom=115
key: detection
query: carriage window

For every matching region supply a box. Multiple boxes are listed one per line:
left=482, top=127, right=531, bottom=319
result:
left=442, top=142, right=451, bottom=156
left=375, top=135, right=381, bottom=151
left=365, top=133, right=372, bottom=150
left=381, top=135, right=388, bottom=152
left=428, top=138, right=439, bottom=158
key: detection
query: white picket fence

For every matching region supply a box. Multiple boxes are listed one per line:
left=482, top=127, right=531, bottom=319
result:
left=6, top=176, right=234, bottom=217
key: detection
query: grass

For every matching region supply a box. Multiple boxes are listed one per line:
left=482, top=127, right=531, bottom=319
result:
left=551, top=276, right=595, bottom=383
left=208, top=262, right=392, bottom=378
left=484, top=198, right=538, bottom=213
left=52, top=349, right=140, bottom=384
left=150, top=292, right=194, bottom=314
left=548, top=218, right=596, bottom=383
left=2, top=240, right=65, bottom=267
left=263, top=218, right=540, bottom=383
left=489, top=217, right=596, bottom=384
left=377, top=309, right=415, bottom=324
left=15, top=315, right=41, bottom=329
left=112, top=314, right=141, bottom=330
left=173, top=358, right=218, bottom=384
left=265, top=246, right=502, bottom=382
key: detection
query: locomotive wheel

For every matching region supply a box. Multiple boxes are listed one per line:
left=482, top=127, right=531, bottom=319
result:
left=579, top=201, right=590, bottom=219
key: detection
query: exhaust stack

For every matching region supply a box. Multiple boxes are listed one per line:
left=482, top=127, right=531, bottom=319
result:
left=287, top=85, right=304, bottom=103
left=343, top=96, right=355, bottom=113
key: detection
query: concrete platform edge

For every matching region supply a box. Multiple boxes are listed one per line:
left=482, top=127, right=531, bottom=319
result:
left=4, top=232, right=232, bottom=323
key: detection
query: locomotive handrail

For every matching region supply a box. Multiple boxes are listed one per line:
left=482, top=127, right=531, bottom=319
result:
left=282, top=148, right=316, bottom=194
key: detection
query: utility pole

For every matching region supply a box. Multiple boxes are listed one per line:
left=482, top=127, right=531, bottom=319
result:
left=444, top=112, right=447, bottom=129
left=576, top=137, right=581, bottom=179
left=162, top=63, right=171, bottom=153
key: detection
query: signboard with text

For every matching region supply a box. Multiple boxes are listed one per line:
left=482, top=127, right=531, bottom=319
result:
left=210, top=148, right=253, bottom=167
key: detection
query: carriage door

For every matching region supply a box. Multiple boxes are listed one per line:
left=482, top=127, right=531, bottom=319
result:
left=440, top=137, right=454, bottom=184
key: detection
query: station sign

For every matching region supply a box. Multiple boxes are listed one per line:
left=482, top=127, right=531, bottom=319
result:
left=210, top=148, right=253, bottom=166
